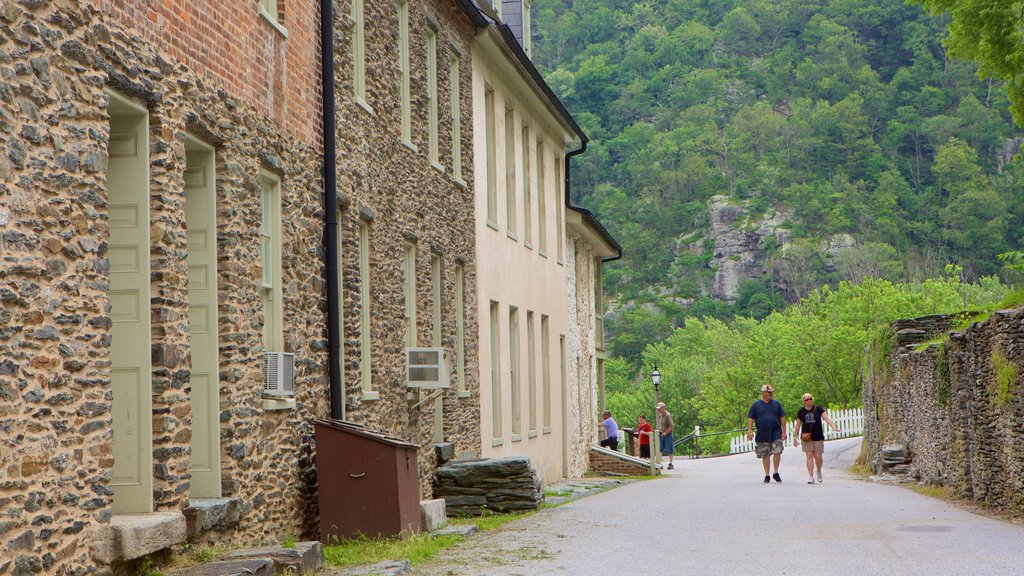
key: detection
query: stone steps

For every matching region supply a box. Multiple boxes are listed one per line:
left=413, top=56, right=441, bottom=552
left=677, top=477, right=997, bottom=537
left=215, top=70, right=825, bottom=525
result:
left=167, top=541, right=322, bottom=576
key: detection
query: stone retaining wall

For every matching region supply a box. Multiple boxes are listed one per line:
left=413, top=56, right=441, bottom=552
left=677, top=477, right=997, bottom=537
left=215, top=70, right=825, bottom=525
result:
left=865, top=308, right=1024, bottom=515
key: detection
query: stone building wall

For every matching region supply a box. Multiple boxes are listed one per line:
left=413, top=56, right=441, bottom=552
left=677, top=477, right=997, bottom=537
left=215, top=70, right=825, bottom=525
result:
left=0, top=0, right=326, bottom=573
left=564, top=231, right=597, bottom=477
left=865, top=309, right=1024, bottom=516
left=330, top=0, right=479, bottom=500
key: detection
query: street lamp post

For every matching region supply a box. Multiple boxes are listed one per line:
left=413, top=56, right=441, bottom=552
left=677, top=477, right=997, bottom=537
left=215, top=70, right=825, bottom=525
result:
left=650, top=366, right=661, bottom=472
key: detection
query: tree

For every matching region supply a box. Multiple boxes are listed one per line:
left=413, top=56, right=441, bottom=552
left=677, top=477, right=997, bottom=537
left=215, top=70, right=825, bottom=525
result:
left=911, top=0, right=1024, bottom=125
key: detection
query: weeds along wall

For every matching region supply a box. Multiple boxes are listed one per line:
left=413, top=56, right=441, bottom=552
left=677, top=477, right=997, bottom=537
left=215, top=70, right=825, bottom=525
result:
left=864, top=309, right=1024, bottom=516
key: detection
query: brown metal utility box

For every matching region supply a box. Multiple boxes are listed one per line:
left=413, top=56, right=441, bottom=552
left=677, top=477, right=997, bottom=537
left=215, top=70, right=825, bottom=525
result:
left=314, top=419, right=421, bottom=542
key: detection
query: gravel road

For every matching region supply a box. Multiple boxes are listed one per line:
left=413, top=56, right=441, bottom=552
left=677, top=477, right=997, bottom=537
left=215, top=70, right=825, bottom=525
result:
left=412, top=437, right=1024, bottom=576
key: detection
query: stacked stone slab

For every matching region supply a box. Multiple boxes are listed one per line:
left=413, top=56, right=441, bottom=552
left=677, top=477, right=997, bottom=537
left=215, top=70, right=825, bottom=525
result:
left=891, top=313, right=971, bottom=349
left=865, top=308, right=1024, bottom=515
left=432, top=457, right=542, bottom=516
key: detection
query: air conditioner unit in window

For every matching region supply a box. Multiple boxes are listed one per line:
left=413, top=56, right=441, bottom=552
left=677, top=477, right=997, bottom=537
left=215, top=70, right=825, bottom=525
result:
left=406, top=348, right=451, bottom=389
left=263, top=352, right=295, bottom=397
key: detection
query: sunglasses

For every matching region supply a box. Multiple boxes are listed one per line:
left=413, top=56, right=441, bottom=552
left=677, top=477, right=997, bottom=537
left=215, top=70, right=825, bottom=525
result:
left=803, top=398, right=813, bottom=402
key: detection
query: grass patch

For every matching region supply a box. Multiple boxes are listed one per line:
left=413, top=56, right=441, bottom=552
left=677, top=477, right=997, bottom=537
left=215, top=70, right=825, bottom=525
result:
left=990, top=346, right=1019, bottom=408
left=909, top=483, right=952, bottom=501
left=543, top=488, right=573, bottom=498
left=450, top=510, right=533, bottom=531
left=324, top=510, right=535, bottom=568
left=323, top=533, right=464, bottom=568
left=997, top=286, right=1024, bottom=310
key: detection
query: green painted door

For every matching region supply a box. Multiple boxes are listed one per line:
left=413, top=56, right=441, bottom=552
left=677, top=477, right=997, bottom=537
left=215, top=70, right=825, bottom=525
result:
left=108, top=94, right=153, bottom=514
left=185, top=139, right=221, bottom=498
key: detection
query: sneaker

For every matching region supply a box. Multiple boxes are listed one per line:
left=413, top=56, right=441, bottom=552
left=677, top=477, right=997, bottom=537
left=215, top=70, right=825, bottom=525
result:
left=807, top=477, right=815, bottom=484
left=763, top=475, right=770, bottom=484
left=816, top=470, right=823, bottom=483
left=667, top=463, right=674, bottom=470
left=773, top=473, right=782, bottom=483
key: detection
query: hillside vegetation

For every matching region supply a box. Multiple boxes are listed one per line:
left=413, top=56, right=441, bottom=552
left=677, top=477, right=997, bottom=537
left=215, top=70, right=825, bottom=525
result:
left=532, top=0, right=1024, bottom=441
left=534, top=0, right=1024, bottom=328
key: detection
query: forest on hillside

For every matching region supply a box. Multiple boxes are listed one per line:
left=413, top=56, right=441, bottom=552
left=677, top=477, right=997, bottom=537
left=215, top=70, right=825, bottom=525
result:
left=533, top=0, right=1024, bottom=339
left=532, top=0, right=1024, bottom=444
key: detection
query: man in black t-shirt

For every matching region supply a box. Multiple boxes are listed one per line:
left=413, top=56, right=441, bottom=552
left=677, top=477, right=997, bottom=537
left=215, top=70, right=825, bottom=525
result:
left=747, top=384, right=787, bottom=483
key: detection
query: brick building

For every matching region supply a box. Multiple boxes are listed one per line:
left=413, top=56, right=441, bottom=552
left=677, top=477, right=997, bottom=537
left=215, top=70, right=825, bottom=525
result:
left=0, top=0, right=321, bottom=573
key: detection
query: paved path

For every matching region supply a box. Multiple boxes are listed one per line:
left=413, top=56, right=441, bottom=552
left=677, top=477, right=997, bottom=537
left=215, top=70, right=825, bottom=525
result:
left=413, top=438, right=1024, bottom=575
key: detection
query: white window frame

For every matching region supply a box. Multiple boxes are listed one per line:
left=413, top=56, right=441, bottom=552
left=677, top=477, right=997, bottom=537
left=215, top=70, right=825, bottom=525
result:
left=426, top=23, right=440, bottom=168
left=485, top=86, right=497, bottom=228
left=405, top=242, right=417, bottom=348
left=490, top=301, right=502, bottom=445
left=398, top=0, right=412, bottom=145
left=455, top=264, right=467, bottom=396
left=542, top=314, right=551, bottom=432
left=505, top=107, right=517, bottom=237
left=555, top=153, right=564, bottom=264
left=260, top=171, right=283, bottom=353
left=449, top=43, right=463, bottom=182
left=537, top=139, right=547, bottom=255
left=359, top=220, right=377, bottom=400
left=351, top=0, right=367, bottom=107
left=527, top=310, right=536, bottom=437
left=521, top=122, right=532, bottom=248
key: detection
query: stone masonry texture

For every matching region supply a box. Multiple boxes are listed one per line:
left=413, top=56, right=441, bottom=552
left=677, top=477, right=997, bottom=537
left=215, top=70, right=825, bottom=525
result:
left=865, top=308, right=1024, bottom=516
left=0, top=0, right=327, bottom=573
left=3, top=0, right=484, bottom=572
left=329, top=0, right=480, bottom=501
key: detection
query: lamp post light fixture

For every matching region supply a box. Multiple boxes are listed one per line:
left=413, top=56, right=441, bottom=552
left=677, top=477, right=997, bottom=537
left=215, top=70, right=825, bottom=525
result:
left=650, top=365, right=662, bottom=472
left=650, top=366, right=661, bottom=405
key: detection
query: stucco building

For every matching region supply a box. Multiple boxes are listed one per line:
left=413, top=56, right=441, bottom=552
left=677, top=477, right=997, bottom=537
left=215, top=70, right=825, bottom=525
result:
left=463, top=0, right=621, bottom=484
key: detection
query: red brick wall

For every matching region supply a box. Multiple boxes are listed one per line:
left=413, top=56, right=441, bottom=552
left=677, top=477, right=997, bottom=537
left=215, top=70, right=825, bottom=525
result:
left=87, top=0, right=322, bottom=147
left=589, top=451, right=658, bottom=476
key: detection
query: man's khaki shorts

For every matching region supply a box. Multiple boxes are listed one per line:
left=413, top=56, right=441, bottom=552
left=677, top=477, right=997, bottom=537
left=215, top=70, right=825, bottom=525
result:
left=754, top=439, right=784, bottom=458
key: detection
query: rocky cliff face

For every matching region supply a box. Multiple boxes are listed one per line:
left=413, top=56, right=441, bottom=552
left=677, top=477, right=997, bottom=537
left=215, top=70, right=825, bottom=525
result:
left=702, top=196, right=790, bottom=301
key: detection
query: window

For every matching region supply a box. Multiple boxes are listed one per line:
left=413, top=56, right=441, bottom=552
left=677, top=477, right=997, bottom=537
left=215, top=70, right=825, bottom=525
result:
left=404, top=243, right=417, bottom=347
left=490, top=301, right=501, bottom=444
left=426, top=25, right=439, bottom=166
left=509, top=305, right=520, bottom=440
left=398, top=0, right=411, bottom=144
left=527, top=310, right=536, bottom=436
left=337, top=208, right=346, bottom=411
left=351, top=0, right=366, bottom=104
left=450, top=46, right=462, bottom=180
left=505, top=108, right=516, bottom=236
left=455, top=264, right=466, bottom=395
left=260, top=172, right=283, bottom=352
left=485, top=87, right=497, bottom=228
left=359, top=220, right=376, bottom=399
left=259, top=0, right=287, bottom=35
left=542, top=315, right=551, bottom=432
left=555, top=154, right=563, bottom=263
left=521, top=123, right=531, bottom=247
left=431, top=253, right=442, bottom=347
left=537, top=140, right=547, bottom=255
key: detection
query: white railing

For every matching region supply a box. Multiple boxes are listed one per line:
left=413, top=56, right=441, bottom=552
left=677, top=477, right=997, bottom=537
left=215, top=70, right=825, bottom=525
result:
left=729, top=407, right=864, bottom=454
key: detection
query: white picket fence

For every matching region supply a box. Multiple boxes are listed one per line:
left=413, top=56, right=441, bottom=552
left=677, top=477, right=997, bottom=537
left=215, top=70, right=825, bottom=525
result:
left=728, top=407, right=864, bottom=454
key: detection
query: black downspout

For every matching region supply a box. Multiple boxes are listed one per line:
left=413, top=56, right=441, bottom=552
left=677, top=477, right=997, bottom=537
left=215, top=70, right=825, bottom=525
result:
left=321, top=0, right=342, bottom=419
left=565, top=138, right=622, bottom=265
left=564, top=137, right=586, bottom=209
